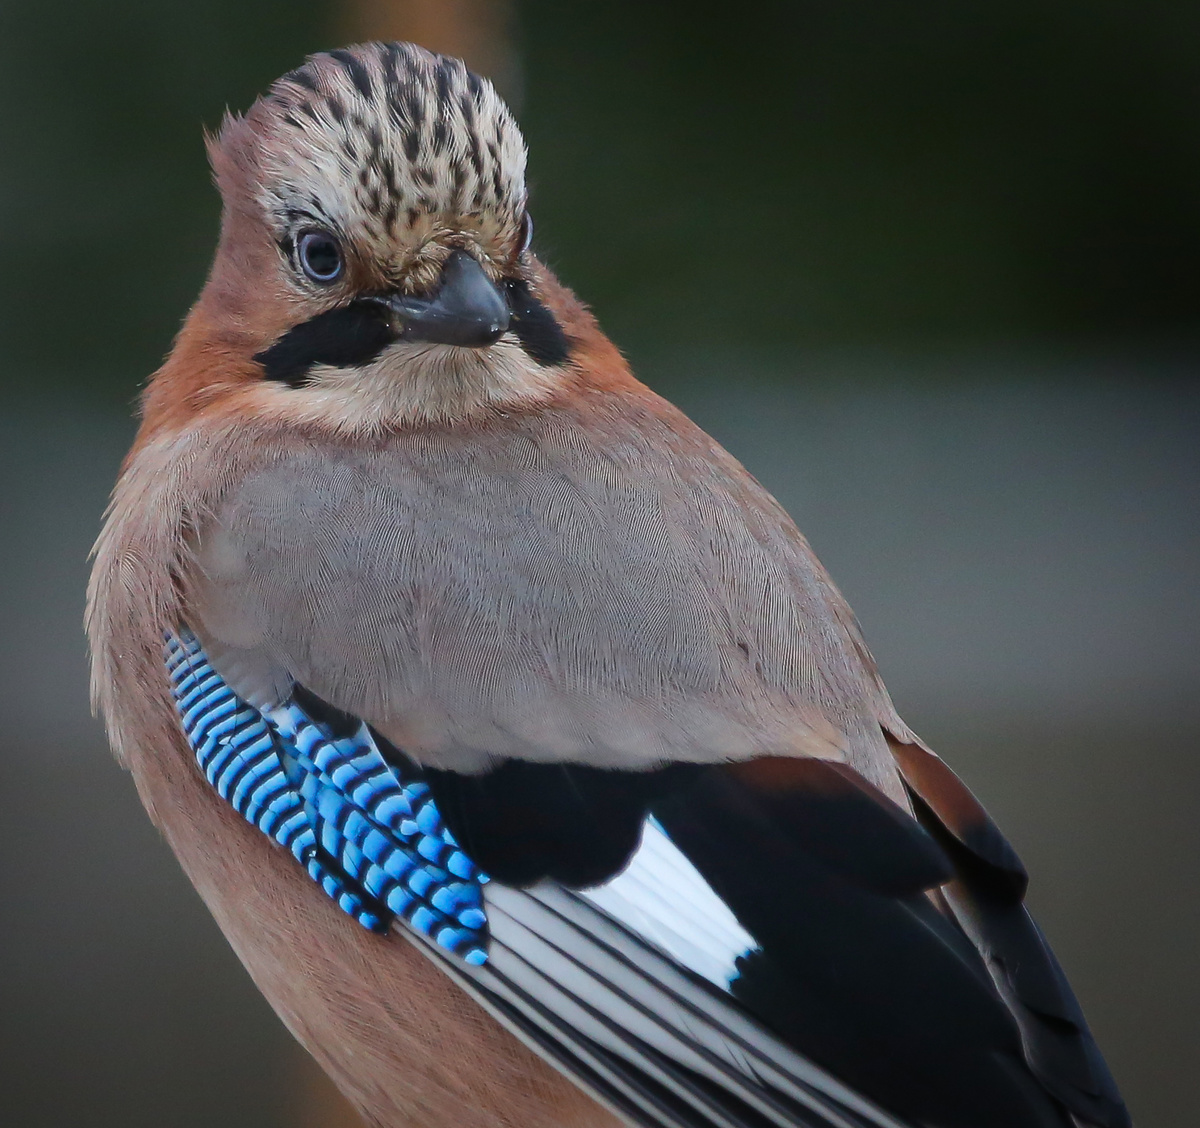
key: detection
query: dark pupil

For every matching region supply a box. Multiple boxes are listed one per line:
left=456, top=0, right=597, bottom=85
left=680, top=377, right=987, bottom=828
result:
left=300, top=233, right=341, bottom=281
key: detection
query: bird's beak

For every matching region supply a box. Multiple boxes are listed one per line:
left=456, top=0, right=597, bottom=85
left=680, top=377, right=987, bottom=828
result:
left=376, top=249, right=510, bottom=348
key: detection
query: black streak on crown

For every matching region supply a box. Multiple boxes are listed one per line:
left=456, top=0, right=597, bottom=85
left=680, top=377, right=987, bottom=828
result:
left=330, top=48, right=374, bottom=100
left=273, top=44, right=514, bottom=222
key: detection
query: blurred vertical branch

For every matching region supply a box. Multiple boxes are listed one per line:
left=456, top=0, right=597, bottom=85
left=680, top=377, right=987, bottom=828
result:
left=341, top=0, right=521, bottom=102
left=293, top=8, right=520, bottom=1121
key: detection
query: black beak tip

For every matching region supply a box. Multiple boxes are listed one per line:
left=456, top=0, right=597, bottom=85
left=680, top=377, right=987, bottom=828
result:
left=479, top=318, right=509, bottom=346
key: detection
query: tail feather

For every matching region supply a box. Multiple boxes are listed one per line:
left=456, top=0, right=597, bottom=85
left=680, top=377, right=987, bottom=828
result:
left=889, top=736, right=1131, bottom=1128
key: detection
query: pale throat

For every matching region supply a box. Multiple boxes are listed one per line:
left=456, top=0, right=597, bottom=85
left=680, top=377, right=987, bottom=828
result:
left=251, top=335, right=570, bottom=433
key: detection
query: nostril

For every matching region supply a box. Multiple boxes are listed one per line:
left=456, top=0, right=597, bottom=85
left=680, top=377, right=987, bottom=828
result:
left=383, top=250, right=511, bottom=348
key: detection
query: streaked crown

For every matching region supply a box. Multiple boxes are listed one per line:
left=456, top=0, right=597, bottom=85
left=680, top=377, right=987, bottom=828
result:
left=219, top=43, right=527, bottom=284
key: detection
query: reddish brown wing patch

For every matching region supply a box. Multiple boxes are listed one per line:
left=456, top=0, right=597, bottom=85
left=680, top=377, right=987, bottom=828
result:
left=887, top=736, right=1028, bottom=897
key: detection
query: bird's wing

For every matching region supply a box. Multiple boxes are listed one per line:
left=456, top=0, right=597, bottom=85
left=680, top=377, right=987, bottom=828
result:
left=165, top=629, right=1127, bottom=1128
left=165, top=629, right=896, bottom=1128
left=885, top=736, right=1130, bottom=1128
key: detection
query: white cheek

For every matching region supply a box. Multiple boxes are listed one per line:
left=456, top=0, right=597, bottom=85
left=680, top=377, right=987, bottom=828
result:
left=251, top=336, right=566, bottom=433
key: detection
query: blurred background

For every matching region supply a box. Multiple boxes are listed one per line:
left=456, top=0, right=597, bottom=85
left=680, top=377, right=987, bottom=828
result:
left=1, top=1, right=1197, bottom=1124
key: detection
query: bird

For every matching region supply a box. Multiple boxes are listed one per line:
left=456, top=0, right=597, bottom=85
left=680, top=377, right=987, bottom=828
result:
left=87, top=42, right=1130, bottom=1128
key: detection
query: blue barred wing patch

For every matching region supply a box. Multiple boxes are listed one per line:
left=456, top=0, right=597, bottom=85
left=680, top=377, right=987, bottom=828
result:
left=164, top=629, right=489, bottom=965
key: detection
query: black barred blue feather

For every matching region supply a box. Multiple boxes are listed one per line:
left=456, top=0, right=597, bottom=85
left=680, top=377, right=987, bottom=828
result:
left=164, top=630, right=489, bottom=963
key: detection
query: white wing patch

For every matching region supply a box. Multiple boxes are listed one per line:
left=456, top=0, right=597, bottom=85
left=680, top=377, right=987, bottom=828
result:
left=581, top=818, right=759, bottom=990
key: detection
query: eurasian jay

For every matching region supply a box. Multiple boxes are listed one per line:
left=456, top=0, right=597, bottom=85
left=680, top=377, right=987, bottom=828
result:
left=87, top=42, right=1130, bottom=1128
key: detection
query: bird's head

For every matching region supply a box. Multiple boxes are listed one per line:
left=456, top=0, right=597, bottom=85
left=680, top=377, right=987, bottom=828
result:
left=161, top=43, right=591, bottom=434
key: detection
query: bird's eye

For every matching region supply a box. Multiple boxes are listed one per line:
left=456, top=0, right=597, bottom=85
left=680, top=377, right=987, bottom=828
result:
left=297, top=230, right=343, bottom=284
left=518, top=212, right=534, bottom=255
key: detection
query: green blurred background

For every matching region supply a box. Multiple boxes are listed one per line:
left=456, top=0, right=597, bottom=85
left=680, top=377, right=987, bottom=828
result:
left=1, top=1, right=1197, bottom=1124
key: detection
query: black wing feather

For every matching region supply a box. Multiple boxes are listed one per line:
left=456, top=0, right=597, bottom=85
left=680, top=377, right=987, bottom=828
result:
left=416, top=883, right=906, bottom=1128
